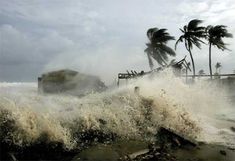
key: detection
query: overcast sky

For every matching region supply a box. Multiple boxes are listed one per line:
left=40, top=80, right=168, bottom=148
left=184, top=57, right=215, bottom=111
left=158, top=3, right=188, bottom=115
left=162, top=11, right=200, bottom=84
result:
left=0, top=0, right=235, bottom=83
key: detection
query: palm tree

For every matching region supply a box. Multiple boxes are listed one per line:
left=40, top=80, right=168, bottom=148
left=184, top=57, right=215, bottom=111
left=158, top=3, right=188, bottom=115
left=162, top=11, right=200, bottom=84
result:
left=215, top=62, right=222, bottom=74
left=175, top=19, right=206, bottom=78
left=198, top=69, right=205, bottom=75
left=206, top=25, right=233, bottom=79
left=145, top=28, right=176, bottom=70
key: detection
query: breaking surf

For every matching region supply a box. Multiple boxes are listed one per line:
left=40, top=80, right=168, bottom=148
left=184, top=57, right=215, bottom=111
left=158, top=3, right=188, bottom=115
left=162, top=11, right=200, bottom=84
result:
left=0, top=71, right=235, bottom=160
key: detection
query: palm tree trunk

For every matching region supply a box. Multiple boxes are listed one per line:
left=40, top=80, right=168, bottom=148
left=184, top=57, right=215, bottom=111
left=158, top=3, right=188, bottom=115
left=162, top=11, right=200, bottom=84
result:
left=185, top=40, right=195, bottom=79
left=188, top=48, right=195, bottom=78
left=186, top=69, right=188, bottom=83
left=209, top=43, right=212, bottom=79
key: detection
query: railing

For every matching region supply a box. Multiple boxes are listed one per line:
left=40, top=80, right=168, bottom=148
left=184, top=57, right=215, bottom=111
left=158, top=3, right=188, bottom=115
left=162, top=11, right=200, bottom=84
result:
left=117, top=71, right=235, bottom=86
left=182, top=74, right=235, bottom=77
left=118, top=72, right=148, bottom=79
left=117, top=71, right=148, bottom=86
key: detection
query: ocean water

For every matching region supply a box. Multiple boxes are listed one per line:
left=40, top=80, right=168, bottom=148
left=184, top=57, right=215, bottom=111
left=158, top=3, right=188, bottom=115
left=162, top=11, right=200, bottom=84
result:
left=0, top=72, right=235, bottom=151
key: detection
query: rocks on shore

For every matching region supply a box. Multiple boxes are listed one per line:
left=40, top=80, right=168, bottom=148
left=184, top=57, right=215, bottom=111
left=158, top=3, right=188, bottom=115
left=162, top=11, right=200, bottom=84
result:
left=119, top=127, right=197, bottom=161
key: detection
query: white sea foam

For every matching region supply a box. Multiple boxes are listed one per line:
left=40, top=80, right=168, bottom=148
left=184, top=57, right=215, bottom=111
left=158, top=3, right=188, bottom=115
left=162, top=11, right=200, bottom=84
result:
left=0, top=71, right=234, bottom=149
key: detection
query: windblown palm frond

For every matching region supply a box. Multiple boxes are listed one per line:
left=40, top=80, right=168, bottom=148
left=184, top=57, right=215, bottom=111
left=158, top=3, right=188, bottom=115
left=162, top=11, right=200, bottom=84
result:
left=175, top=19, right=206, bottom=50
left=147, top=28, right=158, bottom=40
left=175, top=35, right=184, bottom=50
left=207, top=25, right=233, bottom=50
left=188, top=19, right=203, bottom=31
left=145, top=28, right=176, bottom=69
left=159, top=44, right=176, bottom=56
left=207, top=25, right=233, bottom=79
left=175, top=19, right=206, bottom=77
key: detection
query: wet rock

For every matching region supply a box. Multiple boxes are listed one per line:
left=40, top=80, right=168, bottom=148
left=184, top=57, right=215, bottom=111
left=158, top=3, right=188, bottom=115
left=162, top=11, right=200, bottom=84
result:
left=0, top=139, right=78, bottom=161
left=230, top=127, right=235, bottom=132
left=120, top=148, right=178, bottom=161
left=220, top=150, right=226, bottom=156
left=0, top=117, right=79, bottom=161
left=155, top=127, right=197, bottom=149
left=128, top=149, right=149, bottom=159
left=119, top=127, right=198, bottom=161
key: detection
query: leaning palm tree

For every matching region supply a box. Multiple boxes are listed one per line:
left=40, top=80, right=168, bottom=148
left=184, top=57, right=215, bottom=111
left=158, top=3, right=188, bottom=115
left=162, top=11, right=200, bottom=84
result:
left=145, top=28, right=176, bottom=70
left=206, top=25, right=233, bottom=79
left=175, top=19, right=206, bottom=78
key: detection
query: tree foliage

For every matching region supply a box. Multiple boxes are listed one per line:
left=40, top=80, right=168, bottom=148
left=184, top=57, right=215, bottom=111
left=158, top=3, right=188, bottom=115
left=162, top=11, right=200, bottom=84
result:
left=145, top=28, right=176, bottom=70
left=175, top=19, right=206, bottom=77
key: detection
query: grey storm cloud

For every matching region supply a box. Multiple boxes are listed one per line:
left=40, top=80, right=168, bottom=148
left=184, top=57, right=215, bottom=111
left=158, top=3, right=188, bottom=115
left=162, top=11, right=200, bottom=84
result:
left=0, top=0, right=235, bottom=83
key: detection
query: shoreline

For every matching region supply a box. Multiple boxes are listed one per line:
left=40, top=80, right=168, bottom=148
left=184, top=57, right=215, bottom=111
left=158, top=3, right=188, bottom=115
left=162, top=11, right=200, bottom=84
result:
left=1, top=138, right=235, bottom=161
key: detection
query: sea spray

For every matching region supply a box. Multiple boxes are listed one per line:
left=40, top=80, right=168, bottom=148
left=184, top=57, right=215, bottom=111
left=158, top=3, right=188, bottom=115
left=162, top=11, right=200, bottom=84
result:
left=127, top=70, right=235, bottom=146
left=0, top=97, right=74, bottom=149
left=0, top=71, right=234, bottom=151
